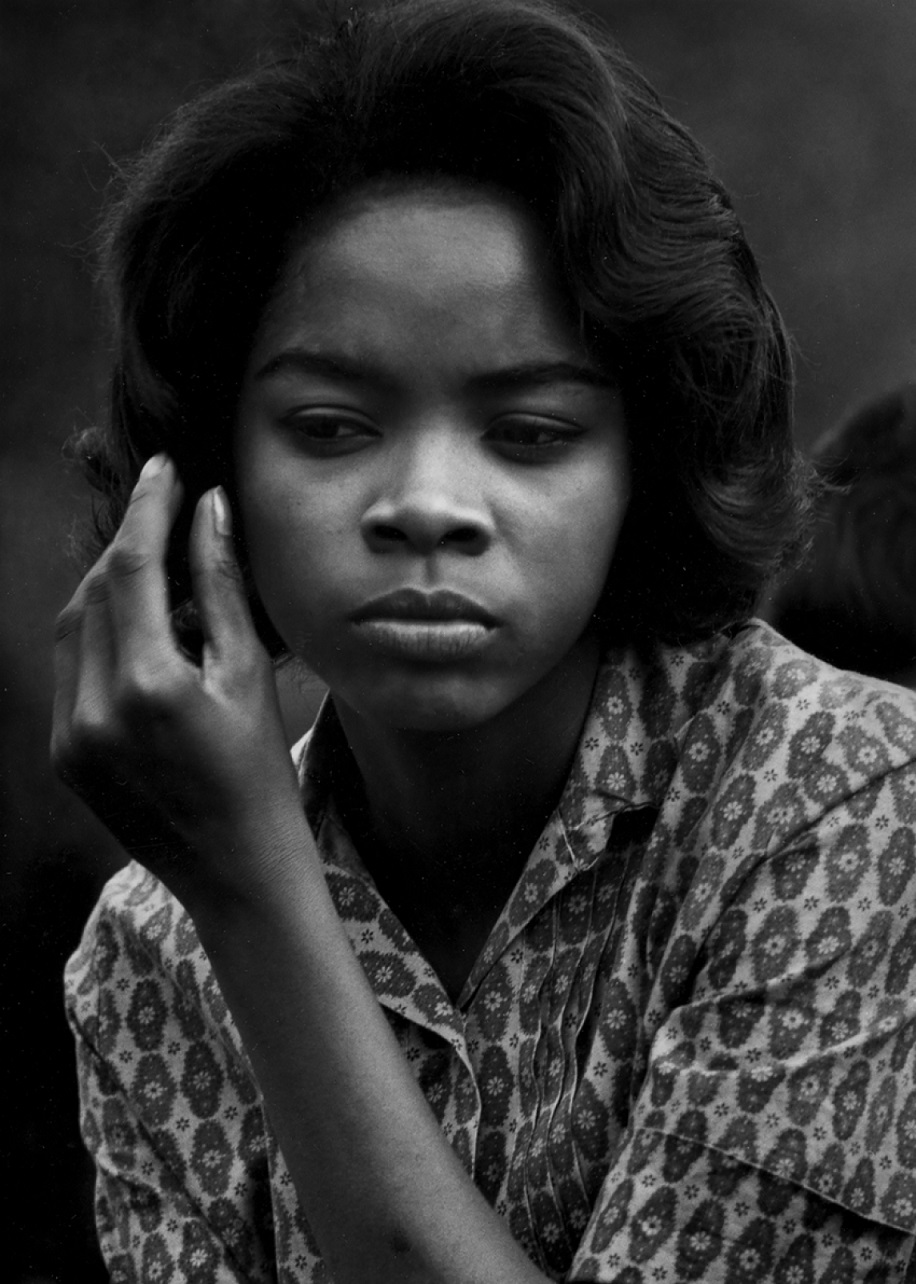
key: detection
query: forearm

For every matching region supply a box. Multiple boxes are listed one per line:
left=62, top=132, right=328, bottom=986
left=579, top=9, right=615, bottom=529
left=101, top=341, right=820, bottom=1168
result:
left=51, top=461, right=546, bottom=1281
left=190, top=824, right=546, bottom=1284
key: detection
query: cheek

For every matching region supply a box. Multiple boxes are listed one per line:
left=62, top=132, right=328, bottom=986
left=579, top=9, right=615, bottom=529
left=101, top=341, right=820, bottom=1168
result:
left=236, top=450, right=348, bottom=564
left=235, top=481, right=313, bottom=613
left=243, top=499, right=341, bottom=597
left=519, top=481, right=627, bottom=637
left=239, top=510, right=331, bottom=657
left=568, top=470, right=629, bottom=605
left=548, top=461, right=629, bottom=566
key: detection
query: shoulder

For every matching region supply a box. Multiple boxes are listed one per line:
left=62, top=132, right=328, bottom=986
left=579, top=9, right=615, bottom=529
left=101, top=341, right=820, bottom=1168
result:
left=668, top=619, right=916, bottom=749
left=626, top=623, right=916, bottom=934
left=717, top=618, right=916, bottom=734
left=670, top=621, right=916, bottom=836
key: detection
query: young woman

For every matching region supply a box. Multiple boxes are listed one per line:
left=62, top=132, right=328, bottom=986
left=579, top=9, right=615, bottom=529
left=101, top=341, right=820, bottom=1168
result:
left=56, top=2, right=916, bottom=1280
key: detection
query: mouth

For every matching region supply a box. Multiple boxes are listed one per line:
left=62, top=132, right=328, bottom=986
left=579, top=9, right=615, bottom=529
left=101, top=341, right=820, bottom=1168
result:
left=349, top=589, right=498, bottom=661
left=350, top=588, right=498, bottom=627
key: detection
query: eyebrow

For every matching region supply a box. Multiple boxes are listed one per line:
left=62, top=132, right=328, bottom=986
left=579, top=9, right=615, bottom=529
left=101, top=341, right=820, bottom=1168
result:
left=470, top=361, right=617, bottom=393
left=253, top=350, right=616, bottom=392
left=254, top=351, right=392, bottom=386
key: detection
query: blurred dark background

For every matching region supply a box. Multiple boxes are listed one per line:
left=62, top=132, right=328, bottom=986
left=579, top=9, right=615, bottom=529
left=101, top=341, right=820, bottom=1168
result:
left=4, top=1, right=916, bottom=1279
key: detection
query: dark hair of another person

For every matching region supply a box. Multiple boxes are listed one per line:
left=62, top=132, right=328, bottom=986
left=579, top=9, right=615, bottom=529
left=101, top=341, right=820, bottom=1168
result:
left=73, top=0, right=812, bottom=656
left=769, top=385, right=916, bottom=680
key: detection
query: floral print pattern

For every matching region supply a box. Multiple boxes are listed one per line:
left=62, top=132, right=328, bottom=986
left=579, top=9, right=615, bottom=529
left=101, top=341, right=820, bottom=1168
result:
left=66, top=622, right=916, bottom=1281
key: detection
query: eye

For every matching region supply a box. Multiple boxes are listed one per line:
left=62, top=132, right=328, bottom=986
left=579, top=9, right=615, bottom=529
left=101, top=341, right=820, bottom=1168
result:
left=280, top=408, right=378, bottom=454
left=485, top=416, right=583, bottom=462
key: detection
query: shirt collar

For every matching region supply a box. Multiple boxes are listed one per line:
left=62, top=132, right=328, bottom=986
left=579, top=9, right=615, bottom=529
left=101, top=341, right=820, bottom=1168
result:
left=294, top=635, right=725, bottom=878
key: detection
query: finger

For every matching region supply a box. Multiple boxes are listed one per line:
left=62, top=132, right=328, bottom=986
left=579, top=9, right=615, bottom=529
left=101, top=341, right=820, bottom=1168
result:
left=72, top=569, right=120, bottom=725
left=51, top=572, right=118, bottom=778
left=188, top=487, right=262, bottom=663
left=51, top=592, right=85, bottom=766
left=106, top=454, right=184, bottom=673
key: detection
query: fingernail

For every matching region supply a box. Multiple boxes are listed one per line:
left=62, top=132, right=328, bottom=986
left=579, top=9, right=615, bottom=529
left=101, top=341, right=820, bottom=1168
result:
left=212, top=487, right=232, bottom=536
left=140, top=453, right=168, bottom=479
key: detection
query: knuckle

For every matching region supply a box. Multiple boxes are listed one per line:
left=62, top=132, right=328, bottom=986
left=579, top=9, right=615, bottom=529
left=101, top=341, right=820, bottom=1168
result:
left=228, top=645, right=272, bottom=691
left=107, top=543, right=151, bottom=582
left=72, top=702, right=117, bottom=748
left=116, top=672, right=168, bottom=718
left=54, top=604, right=82, bottom=643
left=116, top=662, right=186, bottom=720
left=53, top=708, right=115, bottom=778
left=74, top=553, right=117, bottom=606
left=83, top=573, right=112, bottom=608
left=212, top=556, right=245, bottom=589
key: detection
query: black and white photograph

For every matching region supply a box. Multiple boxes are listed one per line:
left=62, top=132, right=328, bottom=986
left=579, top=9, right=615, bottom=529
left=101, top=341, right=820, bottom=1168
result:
left=4, top=2, right=916, bottom=1280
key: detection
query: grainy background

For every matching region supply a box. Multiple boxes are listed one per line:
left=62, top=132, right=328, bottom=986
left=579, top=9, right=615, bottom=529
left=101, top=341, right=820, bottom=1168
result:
left=3, top=1, right=916, bottom=1278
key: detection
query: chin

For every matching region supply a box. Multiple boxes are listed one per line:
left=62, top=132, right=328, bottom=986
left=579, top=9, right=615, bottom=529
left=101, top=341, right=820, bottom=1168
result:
left=342, top=673, right=514, bottom=735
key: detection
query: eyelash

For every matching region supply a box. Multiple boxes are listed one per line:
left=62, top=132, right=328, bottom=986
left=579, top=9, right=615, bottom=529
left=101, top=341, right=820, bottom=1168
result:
left=485, top=418, right=583, bottom=461
left=279, top=410, right=583, bottom=462
left=280, top=411, right=377, bottom=453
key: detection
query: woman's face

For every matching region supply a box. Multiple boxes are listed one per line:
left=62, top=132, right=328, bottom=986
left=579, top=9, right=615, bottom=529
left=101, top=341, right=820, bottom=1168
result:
left=234, top=185, right=629, bottom=732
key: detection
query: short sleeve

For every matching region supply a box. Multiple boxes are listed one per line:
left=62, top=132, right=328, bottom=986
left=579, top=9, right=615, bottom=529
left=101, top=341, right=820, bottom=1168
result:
left=65, top=879, right=278, bottom=1283
left=569, top=764, right=916, bottom=1282
left=72, top=1033, right=270, bottom=1283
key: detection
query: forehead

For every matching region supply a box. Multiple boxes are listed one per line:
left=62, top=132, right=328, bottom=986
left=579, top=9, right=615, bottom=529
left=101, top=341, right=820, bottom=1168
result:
left=312, top=186, right=537, bottom=279
left=250, top=183, right=585, bottom=370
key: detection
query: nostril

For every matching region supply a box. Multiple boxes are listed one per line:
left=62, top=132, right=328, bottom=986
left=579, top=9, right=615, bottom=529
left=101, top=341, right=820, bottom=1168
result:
left=362, top=512, right=490, bottom=554
left=447, top=526, right=482, bottom=545
left=373, top=523, right=407, bottom=542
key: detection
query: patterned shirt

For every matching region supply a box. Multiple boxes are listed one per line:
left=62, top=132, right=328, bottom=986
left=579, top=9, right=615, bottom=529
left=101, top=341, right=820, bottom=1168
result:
left=65, top=622, right=916, bottom=1282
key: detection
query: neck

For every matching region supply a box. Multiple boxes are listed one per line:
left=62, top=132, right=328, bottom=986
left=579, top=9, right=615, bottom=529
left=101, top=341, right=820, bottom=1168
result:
left=329, top=637, right=601, bottom=992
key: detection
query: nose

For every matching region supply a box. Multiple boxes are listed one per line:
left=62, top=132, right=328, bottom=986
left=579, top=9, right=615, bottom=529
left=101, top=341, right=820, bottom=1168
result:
left=361, top=429, right=493, bottom=557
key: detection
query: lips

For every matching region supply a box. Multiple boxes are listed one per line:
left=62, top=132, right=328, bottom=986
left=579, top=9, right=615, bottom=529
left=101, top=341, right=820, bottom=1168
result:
left=349, top=588, right=498, bottom=662
left=350, top=588, right=497, bottom=626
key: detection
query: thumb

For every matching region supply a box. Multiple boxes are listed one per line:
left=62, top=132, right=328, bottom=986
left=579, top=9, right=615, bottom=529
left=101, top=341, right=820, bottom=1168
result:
left=188, top=487, right=262, bottom=662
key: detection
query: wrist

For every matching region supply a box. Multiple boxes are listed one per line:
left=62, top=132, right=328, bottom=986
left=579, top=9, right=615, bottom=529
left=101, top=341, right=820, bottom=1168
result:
left=166, top=800, right=326, bottom=928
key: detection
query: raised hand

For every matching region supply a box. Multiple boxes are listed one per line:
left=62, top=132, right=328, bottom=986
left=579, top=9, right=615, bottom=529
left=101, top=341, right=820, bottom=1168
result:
left=51, top=455, right=304, bottom=911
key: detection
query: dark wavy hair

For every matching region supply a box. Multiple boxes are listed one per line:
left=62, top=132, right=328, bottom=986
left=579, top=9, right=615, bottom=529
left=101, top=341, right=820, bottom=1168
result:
left=74, top=0, right=812, bottom=654
left=769, top=385, right=916, bottom=680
